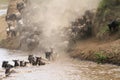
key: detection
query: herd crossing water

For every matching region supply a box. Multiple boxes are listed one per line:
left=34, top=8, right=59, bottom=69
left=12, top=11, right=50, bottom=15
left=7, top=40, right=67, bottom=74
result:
left=0, top=48, right=120, bottom=80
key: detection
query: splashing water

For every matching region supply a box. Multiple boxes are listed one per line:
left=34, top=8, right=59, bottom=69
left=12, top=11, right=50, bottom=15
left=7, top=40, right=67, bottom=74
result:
left=0, top=49, right=120, bottom=80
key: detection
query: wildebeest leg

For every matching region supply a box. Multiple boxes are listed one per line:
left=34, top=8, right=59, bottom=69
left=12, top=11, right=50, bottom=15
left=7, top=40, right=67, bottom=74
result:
left=23, top=62, right=29, bottom=67
left=20, top=61, right=24, bottom=67
left=11, top=31, right=16, bottom=37
left=35, top=57, right=40, bottom=65
left=45, top=52, right=48, bottom=59
left=113, top=25, right=118, bottom=32
left=32, top=60, right=36, bottom=66
left=5, top=68, right=11, bottom=77
left=28, top=55, right=34, bottom=64
left=39, top=61, right=45, bottom=66
left=38, top=60, right=45, bottom=66
left=13, top=31, right=16, bottom=36
left=11, top=31, right=13, bottom=37
left=13, top=60, right=19, bottom=67
left=5, top=64, right=13, bottom=77
left=6, top=31, right=10, bottom=37
left=109, top=26, right=112, bottom=32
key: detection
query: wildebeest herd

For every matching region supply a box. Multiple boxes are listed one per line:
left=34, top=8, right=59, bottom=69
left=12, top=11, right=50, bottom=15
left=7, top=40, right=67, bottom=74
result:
left=6, top=0, right=28, bottom=37
left=1, top=50, right=53, bottom=77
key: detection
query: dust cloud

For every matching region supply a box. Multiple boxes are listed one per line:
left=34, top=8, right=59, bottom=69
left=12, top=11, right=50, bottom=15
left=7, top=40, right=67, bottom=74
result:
left=20, top=0, right=100, bottom=52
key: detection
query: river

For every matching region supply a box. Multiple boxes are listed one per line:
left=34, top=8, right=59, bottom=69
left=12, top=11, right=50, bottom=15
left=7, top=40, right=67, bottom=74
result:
left=0, top=9, right=7, bottom=16
left=0, top=48, right=120, bottom=80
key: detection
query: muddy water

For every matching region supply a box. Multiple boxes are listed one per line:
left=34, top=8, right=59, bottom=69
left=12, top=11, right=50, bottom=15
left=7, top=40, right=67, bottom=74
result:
left=0, top=48, right=120, bottom=80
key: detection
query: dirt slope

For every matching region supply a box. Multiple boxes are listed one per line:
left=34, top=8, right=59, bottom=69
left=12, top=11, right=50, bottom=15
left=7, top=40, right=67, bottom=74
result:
left=0, top=16, right=7, bottom=41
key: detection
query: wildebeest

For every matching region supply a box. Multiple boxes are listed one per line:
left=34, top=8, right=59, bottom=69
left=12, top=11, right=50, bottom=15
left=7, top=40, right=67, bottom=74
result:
left=5, top=67, right=11, bottom=77
left=17, top=2, right=25, bottom=13
left=108, top=20, right=119, bottom=32
left=20, top=61, right=28, bottom=67
left=5, top=0, right=27, bottom=38
left=2, top=61, right=13, bottom=68
left=2, top=61, right=9, bottom=68
left=28, top=55, right=35, bottom=64
left=10, top=26, right=17, bottom=37
left=13, top=60, right=19, bottom=67
left=2, top=61, right=13, bottom=77
left=6, top=14, right=16, bottom=21
left=20, top=61, right=24, bottom=67
left=45, top=52, right=52, bottom=60
left=35, top=57, right=45, bottom=66
left=45, top=48, right=54, bottom=60
left=5, top=64, right=13, bottom=77
left=6, top=27, right=10, bottom=37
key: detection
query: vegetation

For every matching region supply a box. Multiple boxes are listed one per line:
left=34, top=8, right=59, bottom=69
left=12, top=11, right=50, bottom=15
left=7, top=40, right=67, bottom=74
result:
left=95, top=51, right=107, bottom=64
left=94, top=0, right=120, bottom=40
left=96, top=25, right=109, bottom=40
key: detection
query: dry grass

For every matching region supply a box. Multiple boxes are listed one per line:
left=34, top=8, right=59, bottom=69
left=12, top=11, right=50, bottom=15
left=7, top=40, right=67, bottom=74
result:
left=69, top=38, right=120, bottom=65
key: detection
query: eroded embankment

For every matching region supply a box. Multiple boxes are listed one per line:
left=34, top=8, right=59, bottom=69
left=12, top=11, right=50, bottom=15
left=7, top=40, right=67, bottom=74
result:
left=69, top=39, right=120, bottom=65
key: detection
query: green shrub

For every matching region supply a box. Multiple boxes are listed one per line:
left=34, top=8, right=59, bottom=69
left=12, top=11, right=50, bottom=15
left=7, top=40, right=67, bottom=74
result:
left=98, top=0, right=119, bottom=9
left=96, top=25, right=109, bottom=39
left=95, top=52, right=107, bottom=64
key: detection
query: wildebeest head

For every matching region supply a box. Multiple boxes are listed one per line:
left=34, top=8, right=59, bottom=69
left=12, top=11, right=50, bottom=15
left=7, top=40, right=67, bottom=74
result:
left=2, top=61, right=8, bottom=68
left=17, top=0, right=26, bottom=13
left=6, top=14, right=16, bottom=21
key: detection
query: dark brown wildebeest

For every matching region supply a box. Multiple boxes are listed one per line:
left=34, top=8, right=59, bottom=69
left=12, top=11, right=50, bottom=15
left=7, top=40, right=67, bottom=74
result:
left=108, top=20, right=119, bottom=32
left=20, top=61, right=24, bottom=67
left=35, top=57, right=45, bottom=66
left=6, top=14, right=16, bottom=21
left=2, top=61, right=13, bottom=77
left=20, top=61, right=29, bottom=67
left=5, top=64, right=13, bottom=77
left=5, top=0, right=26, bottom=38
left=45, top=52, right=52, bottom=60
left=17, top=1, right=26, bottom=13
left=2, top=61, right=9, bottom=68
left=10, top=26, right=17, bottom=37
left=45, top=48, right=54, bottom=60
left=28, top=55, right=37, bottom=66
left=5, top=67, right=11, bottom=77
left=28, top=55, right=35, bottom=64
left=2, top=61, right=13, bottom=68
left=13, top=60, right=19, bottom=67
left=23, top=61, right=29, bottom=67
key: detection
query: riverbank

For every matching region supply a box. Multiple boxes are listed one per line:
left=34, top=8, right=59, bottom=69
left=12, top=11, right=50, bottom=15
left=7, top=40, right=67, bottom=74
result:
left=0, top=0, right=8, bottom=41
left=69, top=38, right=120, bottom=65
left=69, top=0, right=120, bottom=66
left=0, top=15, right=7, bottom=41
